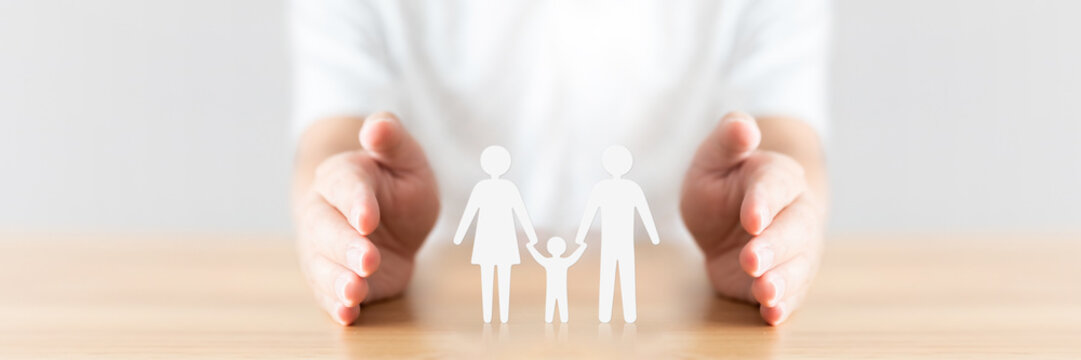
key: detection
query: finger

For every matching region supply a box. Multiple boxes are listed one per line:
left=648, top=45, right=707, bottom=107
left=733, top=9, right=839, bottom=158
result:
left=704, top=248, right=755, bottom=303
left=306, top=253, right=370, bottom=308
left=739, top=153, right=807, bottom=235
left=315, top=286, right=361, bottom=326
left=316, top=290, right=360, bottom=326
left=300, top=196, right=383, bottom=277
left=313, top=155, right=381, bottom=235
left=690, top=112, right=762, bottom=173
left=753, top=254, right=814, bottom=325
left=298, top=254, right=363, bottom=326
left=360, top=112, right=430, bottom=172
left=739, top=196, right=820, bottom=277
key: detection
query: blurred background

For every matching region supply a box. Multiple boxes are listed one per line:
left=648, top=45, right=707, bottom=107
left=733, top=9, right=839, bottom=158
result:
left=0, top=0, right=1078, bottom=235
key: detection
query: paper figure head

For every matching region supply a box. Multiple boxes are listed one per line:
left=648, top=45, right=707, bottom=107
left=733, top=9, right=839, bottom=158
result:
left=546, top=236, right=567, bottom=257
left=602, top=145, right=632, bottom=177
left=480, top=145, right=511, bottom=177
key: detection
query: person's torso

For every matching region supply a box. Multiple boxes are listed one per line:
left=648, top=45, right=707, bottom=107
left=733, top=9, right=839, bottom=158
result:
left=372, top=1, right=750, bottom=234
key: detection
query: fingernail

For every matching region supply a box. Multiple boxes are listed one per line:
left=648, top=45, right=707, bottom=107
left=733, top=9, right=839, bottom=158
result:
left=347, top=246, right=368, bottom=277
left=756, top=205, right=771, bottom=233
left=756, top=246, right=774, bottom=275
left=763, top=302, right=787, bottom=326
left=369, top=112, right=394, bottom=122
left=724, top=112, right=752, bottom=124
left=349, top=205, right=362, bottom=232
left=337, top=304, right=360, bottom=325
left=335, top=273, right=351, bottom=304
left=769, top=276, right=786, bottom=306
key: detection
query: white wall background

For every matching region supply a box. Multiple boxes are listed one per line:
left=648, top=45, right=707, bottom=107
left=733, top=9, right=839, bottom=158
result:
left=831, top=0, right=1081, bottom=231
left=0, top=0, right=292, bottom=232
left=1, top=0, right=1079, bottom=234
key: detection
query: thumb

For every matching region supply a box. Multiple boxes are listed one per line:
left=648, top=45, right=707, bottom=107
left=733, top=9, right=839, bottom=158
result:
left=359, top=112, right=429, bottom=171
left=690, top=112, right=762, bottom=173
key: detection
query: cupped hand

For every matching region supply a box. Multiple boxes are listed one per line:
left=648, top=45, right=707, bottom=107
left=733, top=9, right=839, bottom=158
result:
left=680, top=112, right=826, bottom=325
left=294, top=112, right=439, bottom=325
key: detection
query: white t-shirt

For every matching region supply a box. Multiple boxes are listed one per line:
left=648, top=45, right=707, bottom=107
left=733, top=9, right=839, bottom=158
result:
left=291, top=0, right=830, bottom=235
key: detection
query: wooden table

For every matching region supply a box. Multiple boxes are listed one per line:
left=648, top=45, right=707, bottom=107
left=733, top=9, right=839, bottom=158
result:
left=0, top=232, right=1079, bottom=358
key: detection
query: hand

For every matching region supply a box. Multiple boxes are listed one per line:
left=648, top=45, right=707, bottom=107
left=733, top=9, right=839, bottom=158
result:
left=680, top=112, right=826, bottom=325
left=294, top=112, right=439, bottom=325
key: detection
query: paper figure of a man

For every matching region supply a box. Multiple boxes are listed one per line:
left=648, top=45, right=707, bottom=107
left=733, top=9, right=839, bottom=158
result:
left=574, top=145, right=660, bottom=323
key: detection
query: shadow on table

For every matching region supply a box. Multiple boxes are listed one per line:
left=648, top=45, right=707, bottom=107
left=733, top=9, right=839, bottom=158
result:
left=703, top=296, right=769, bottom=327
left=349, top=296, right=416, bottom=327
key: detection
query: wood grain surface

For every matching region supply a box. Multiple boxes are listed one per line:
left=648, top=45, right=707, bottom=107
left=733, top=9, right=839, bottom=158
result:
left=0, top=232, right=1078, bottom=358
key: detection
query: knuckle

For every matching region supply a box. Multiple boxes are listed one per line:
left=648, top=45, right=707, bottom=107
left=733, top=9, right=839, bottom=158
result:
left=756, top=153, right=808, bottom=190
left=311, top=212, right=336, bottom=240
left=305, top=206, right=344, bottom=247
left=794, top=194, right=824, bottom=217
left=299, top=197, right=325, bottom=232
left=316, top=152, right=366, bottom=179
left=324, top=168, right=375, bottom=207
left=335, top=225, right=362, bottom=247
left=782, top=154, right=808, bottom=176
left=314, top=153, right=348, bottom=178
left=742, top=152, right=770, bottom=170
left=327, top=172, right=358, bottom=201
left=782, top=157, right=806, bottom=179
left=761, top=152, right=801, bottom=172
left=298, top=253, right=326, bottom=284
left=787, top=253, right=812, bottom=274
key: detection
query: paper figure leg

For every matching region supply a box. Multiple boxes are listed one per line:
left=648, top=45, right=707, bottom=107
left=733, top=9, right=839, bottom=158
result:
left=598, top=255, right=616, bottom=323
left=545, top=292, right=555, bottom=323
left=480, top=264, right=494, bottom=323
left=618, top=257, right=637, bottom=323
left=558, top=293, right=569, bottom=323
left=497, top=265, right=512, bottom=323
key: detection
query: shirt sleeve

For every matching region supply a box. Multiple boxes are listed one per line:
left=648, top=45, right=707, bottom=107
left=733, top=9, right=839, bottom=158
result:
left=289, top=0, right=399, bottom=138
left=720, top=0, right=831, bottom=135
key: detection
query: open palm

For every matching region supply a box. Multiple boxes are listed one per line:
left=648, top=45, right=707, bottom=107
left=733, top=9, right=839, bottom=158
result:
left=295, top=112, right=439, bottom=325
left=681, top=112, right=825, bottom=325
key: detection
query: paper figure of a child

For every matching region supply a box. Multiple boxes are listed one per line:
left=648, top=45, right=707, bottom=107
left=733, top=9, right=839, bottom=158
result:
left=527, top=236, right=586, bottom=323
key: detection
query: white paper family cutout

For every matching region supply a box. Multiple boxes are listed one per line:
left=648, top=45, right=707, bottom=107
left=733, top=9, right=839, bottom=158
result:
left=452, top=145, right=537, bottom=324
left=453, top=145, right=660, bottom=324
left=526, top=236, right=585, bottom=323
left=575, top=145, right=662, bottom=323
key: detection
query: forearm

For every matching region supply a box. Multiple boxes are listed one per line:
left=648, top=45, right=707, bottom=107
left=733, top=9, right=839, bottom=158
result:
left=755, top=116, right=829, bottom=208
left=292, top=116, right=366, bottom=210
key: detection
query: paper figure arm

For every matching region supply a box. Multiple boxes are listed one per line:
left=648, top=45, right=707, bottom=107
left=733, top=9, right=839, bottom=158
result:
left=525, top=242, right=546, bottom=265
left=452, top=184, right=481, bottom=245
left=633, top=185, right=661, bottom=245
left=573, top=186, right=601, bottom=245
left=511, top=186, right=539, bottom=246
left=566, top=242, right=588, bottom=265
